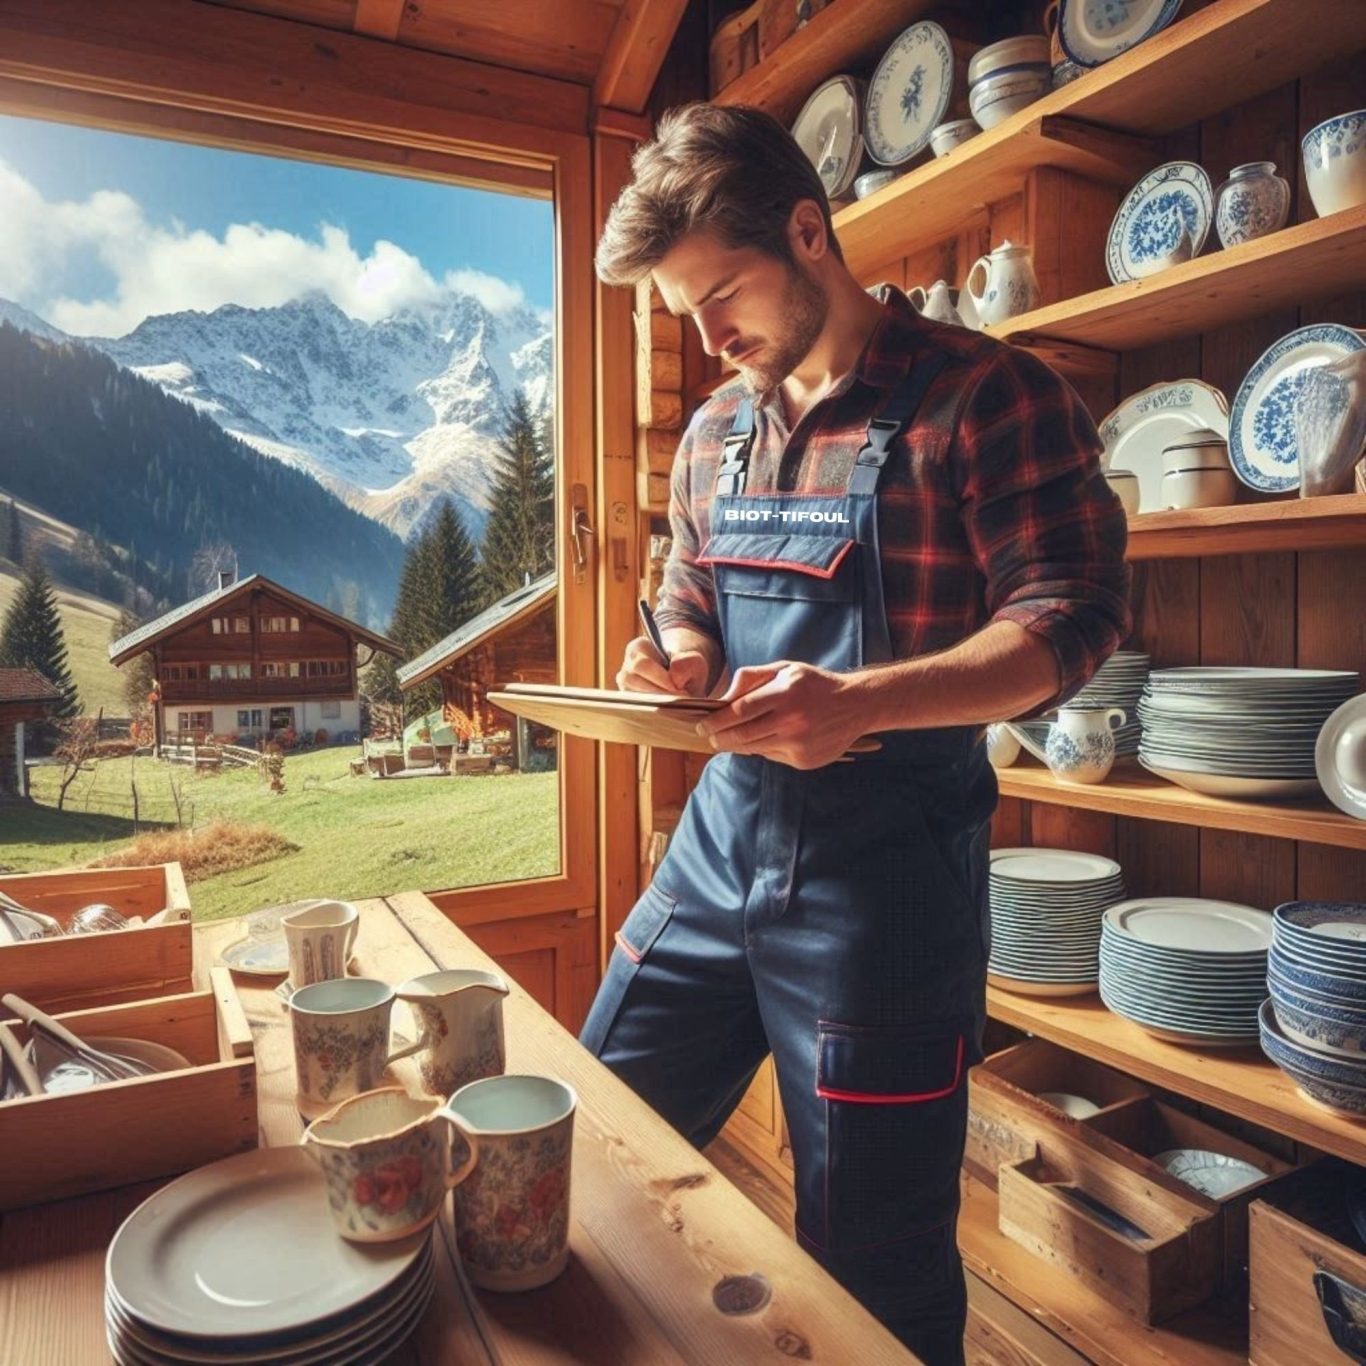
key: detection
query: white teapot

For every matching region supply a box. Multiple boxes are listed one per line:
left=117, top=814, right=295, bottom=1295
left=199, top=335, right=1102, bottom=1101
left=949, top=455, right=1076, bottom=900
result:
left=1006, top=706, right=1126, bottom=784
left=964, top=240, right=1040, bottom=327
left=908, top=279, right=967, bottom=327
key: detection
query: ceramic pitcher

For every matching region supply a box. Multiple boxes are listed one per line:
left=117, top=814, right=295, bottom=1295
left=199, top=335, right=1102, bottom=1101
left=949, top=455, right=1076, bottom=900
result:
left=282, top=900, right=359, bottom=993
left=301, top=1086, right=479, bottom=1242
left=1007, top=706, right=1126, bottom=784
left=396, top=969, right=509, bottom=1099
left=964, top=241, right=1040, bottom=327
left=908, top=279, right=967, bottom=327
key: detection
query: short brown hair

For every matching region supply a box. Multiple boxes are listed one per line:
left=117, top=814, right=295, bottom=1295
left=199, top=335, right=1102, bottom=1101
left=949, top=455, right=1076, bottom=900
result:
left=595, top=102, right=842, bottom=288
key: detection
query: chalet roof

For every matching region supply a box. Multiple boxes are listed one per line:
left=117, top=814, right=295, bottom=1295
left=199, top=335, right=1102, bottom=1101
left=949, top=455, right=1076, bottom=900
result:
left=108, top=573, right=400, bottom=666
left=0, top=667, right=62, bottom=704
left=398, top=573, right=556, bottom=690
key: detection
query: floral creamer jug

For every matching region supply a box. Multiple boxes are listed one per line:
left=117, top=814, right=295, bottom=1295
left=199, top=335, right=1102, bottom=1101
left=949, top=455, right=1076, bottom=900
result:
left=396, top=968, right=509, bottom=1098
left=1007, top=706, right=1126, bottom=784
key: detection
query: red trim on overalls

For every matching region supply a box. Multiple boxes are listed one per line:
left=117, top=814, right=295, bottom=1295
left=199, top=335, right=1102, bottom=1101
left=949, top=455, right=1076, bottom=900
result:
left=815, top=1035, right=965, bottom=1104
left=697, top=539, right=855, bottom=580
left=613, top=930, right=643, bottom=964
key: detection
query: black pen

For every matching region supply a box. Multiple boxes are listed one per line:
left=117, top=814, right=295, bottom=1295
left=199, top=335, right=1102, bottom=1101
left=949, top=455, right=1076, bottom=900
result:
left=637, top=598, right=672, bottom=668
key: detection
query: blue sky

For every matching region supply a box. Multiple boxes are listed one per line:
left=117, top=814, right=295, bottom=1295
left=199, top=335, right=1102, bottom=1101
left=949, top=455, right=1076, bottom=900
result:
left=0, top=113, right=555, bottom=336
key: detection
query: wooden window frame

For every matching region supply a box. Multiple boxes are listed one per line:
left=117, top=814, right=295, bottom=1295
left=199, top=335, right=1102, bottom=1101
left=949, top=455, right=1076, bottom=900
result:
left=0, top=0, right=600, bottom=920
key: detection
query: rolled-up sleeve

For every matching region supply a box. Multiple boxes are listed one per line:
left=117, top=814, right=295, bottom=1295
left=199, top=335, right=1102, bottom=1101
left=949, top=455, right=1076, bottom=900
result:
left=954, top=347, right=1132, bottom=711
left=652, top=414, right=723, bottom=643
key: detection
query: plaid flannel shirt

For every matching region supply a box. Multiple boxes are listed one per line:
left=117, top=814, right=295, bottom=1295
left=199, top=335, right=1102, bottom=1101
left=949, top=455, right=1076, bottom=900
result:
left=653, top=286, right=1133, bottom=711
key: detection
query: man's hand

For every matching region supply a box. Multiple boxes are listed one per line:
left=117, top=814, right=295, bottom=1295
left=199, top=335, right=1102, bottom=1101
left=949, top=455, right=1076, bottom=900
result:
left=694, top=661, right=869, bottom=769
left=616, top=627, right=720, bottom=698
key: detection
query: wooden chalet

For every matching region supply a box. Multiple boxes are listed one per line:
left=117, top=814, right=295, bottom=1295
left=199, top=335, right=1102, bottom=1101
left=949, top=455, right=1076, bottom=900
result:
left=397, top=572, right=556, bottom=756
left=4, top=3, right=1366, bottom=1364
left=108, top=572, right=399, bottom=747
left=0, top=666, right=61, bottom=797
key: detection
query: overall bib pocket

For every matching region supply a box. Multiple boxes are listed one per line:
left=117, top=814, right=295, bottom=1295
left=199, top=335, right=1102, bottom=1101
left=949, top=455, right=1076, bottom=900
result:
left=813, top=1017, right=972, bottom=1253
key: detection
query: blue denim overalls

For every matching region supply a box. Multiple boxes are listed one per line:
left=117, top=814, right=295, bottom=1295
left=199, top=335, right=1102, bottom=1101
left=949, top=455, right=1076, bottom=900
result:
left=581, top=356, right=996, bottom=1364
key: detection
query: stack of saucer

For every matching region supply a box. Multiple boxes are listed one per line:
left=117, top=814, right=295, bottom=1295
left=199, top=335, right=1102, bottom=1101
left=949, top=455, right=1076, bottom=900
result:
left=1100, top=897, right=1272, bottom=1045
left=987, top=848, right=1125, bottom=996
left=1138, top=667, right=1360, bottom=799
left=105, top=1148, right=434, bottom=1364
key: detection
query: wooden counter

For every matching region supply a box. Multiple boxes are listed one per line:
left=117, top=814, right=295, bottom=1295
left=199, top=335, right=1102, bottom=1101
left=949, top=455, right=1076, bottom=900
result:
left=0, top=893, right=913, bottom=1365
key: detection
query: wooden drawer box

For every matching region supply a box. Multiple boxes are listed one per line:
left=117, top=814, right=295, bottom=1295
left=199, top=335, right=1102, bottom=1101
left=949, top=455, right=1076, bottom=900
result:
left=966, top=1038, right=1151, bottom=1187
left=0, top=966, right=256, bottom=1210
left=1250, top=1162, right=1366, bottom=1366
left=0, top=863, right=195, bottom=1015
left=998, top=1128, right=1222, bottom=1323
left=1087, top=1097, right=1297, bottom=1296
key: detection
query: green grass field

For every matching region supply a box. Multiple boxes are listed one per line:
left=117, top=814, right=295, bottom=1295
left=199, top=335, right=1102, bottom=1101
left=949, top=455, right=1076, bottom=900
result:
left=4, top=749, right=560, bottom=922
left=0, top=567, right=127, bottom=717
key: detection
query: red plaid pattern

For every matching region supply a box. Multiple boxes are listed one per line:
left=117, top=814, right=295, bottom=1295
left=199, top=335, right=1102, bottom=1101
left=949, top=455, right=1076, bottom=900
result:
left=653, top=287, right=1133, bottom=710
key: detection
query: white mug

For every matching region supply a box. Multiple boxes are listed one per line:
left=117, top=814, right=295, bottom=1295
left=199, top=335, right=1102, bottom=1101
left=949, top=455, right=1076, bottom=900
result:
left=289, top=978, right=422, bottom=1120
left=283, top=900, right=359, bottom=992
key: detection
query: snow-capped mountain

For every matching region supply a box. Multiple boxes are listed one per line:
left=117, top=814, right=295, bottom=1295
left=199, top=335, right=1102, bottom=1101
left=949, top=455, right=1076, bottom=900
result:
left=1, top=291, right=552, bottom=542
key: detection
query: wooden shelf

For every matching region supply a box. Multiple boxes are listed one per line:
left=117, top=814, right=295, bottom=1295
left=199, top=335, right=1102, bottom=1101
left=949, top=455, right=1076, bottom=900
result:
left=992, top=207, right=1366, bottom=356
left=832, top=0, right=1366, bottom=277
left=712, top=0, right=937, bottom=125
left=995, top=762, right=1366, bottom=850
left=1125, top=493, right=1366, bottom=559
left=959, top=1173, right=1246, bottom=1366
left=985, top=987, right=1366, bottom=1165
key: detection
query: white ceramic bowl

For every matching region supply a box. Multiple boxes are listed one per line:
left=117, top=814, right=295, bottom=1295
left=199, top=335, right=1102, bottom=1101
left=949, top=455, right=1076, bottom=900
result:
left=969, top=68, right=1050, bottom=131
left=853, top=169, right=899, bottom=200
left=1303, top=109, right=1366, bottom=217
left=967, top=35, right=1051, bottom=87
left=1105, top=469, right=1140, bottom=516
left=1162, top=467, right=1238, bottom=510
left=929, top=118, right=978, bottom=158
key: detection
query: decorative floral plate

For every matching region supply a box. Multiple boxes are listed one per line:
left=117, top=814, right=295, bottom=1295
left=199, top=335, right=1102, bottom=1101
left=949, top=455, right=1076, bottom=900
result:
left=1106, top=160, right=1212, bottom=283
left=863, top=20, right=953, bottom=167
left=791, top=75, right=865, bottom=199
left=1097, top=378, right=1228, bottom=511
left=1229, top=323, right=1366, bottom=492
left=1059, top=0, right=1184, bottom=68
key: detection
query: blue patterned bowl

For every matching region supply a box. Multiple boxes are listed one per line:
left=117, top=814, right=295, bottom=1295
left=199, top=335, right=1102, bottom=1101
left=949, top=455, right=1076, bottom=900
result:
left=1270, top=949, right=1366, bottom=1003
left=1274, top=901, right=1366, bottom=961
left=1259, top=1000, right=1366, bottom=1115
left=1302, top=109, right=1366, bottom=217
left=1270, top=978, right=1366, bottom=1059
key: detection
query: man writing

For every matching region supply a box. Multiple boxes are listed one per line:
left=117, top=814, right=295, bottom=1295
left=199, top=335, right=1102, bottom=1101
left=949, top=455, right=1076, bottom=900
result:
left=580, top=103, right=1131, bottom=1363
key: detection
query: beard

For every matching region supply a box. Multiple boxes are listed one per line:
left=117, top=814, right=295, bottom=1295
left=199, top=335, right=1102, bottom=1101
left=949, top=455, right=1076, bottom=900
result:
left=731, top=263, right=829, bottom=401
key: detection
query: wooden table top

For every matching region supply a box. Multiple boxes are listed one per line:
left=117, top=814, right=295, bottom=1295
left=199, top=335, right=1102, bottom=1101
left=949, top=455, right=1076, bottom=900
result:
left=0, top=891, right=913, bottom=1364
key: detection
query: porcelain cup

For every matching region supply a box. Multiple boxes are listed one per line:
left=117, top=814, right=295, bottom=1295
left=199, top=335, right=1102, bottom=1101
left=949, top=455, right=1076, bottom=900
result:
left=290, top=977, right=423, bottom=1120
left=282, top=900, right=359, bottom=992
left=1104, top=468, right=1140, bottom=516
left=446, top=1074, right=577, bottom=1291
left=301, top=1086, right=479, bottom=1242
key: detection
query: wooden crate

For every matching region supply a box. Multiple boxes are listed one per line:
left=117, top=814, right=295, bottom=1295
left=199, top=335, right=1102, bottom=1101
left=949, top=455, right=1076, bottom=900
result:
left=0, top=967, right=256, bottom=1210
left=1250, top=1163, right=1366, bottom=1366
left=0, top=864, right=195, bottom=1016
left=1087, top=1097, right=1298, bottom=1297
left=966, top=1038, right=1151, bottom=1187
left=998, top=1127, right=1222, bottom=1324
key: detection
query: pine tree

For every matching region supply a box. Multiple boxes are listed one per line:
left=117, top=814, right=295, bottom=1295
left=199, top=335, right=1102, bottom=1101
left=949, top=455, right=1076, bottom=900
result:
left=0, top=498, right=20, bottom=563
left=384, top=531, right=439, bottom=721
left=0, top=554, right=79, bottom=721
left=422, top=500, right=482, bottom=643
left=479, top=391, right=554, bottom=606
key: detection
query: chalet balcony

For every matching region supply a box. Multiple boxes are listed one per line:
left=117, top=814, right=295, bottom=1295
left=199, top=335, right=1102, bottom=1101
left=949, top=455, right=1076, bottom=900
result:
left=160, top=675, right=353, bottom=701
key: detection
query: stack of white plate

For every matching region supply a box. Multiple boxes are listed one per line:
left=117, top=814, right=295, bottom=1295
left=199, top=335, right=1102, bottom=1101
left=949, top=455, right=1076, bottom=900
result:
left=987, top=848, right=1125, bottom=996
left=1070, top=651, right=1150, bottom=755
left=105, top=1148, right=435, bottom=1365
left=1137, top=667, right=1361, bottom=800
left=1099, top=898, right=1272, bottom=1046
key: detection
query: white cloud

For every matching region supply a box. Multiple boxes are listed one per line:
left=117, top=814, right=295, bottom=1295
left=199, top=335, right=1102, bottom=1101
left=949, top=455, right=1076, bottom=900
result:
left=0, top=158, right=532, bottom=337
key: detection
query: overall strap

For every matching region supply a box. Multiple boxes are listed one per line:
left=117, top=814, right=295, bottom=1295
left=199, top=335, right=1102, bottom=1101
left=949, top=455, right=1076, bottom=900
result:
left=847, top=352, right=948, bottom=498
left=714, top=397, right=756, bottom=497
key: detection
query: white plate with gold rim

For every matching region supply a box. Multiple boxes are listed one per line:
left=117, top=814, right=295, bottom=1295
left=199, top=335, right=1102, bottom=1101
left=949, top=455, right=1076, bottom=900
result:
left=106, top=1148, right=429, bottom=1339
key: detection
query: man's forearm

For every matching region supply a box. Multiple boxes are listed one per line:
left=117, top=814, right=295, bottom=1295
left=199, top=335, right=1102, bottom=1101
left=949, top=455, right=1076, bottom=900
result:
left=852, top=621, right=1061, bottom=732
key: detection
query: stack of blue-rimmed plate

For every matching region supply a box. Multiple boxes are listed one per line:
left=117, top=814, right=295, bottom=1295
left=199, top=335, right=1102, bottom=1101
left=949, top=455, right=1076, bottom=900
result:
left=1137, top=666, right=1361, bottom=800
left=1013, top=651, right=1150, bottom=759
left=1264, top=900, right=1366, bottom=1115
left=987, top=848, right=1124, bottom=997
left=1100, top=897, right=1272, bottom=1045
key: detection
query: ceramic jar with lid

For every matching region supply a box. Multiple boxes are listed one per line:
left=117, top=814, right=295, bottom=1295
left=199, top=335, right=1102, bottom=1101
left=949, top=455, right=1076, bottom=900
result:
left=1161, top=428, right=1236, bottom=509
left=1215, top=162, right=1290, bottom=248
left=1104, top=468, right=1140, bottom=516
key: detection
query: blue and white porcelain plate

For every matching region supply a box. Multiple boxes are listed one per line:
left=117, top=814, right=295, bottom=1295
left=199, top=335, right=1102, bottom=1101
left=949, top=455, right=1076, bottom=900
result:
left=1106, top=161, right=1212, bottom=284
left=1059, top=0, right=1183, bottom=68
left=1229, top=324, right=1366, bottom=492
left=864, top=21, right=953, bottom=167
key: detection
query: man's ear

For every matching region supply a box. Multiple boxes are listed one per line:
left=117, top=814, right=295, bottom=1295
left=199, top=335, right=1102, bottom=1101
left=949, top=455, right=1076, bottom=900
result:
left=789, top=200, right=829, bottom=263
